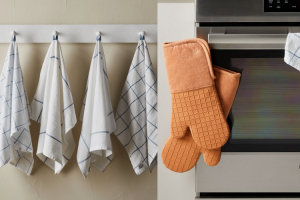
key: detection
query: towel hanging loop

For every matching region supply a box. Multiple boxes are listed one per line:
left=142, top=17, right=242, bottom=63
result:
left=11, top=31, right=16, bottom=41
left=96, top=31, right=101, bottom=41
left=139, top=31, right=145, bottom=40
left=53, top=31, right=58, bottom=40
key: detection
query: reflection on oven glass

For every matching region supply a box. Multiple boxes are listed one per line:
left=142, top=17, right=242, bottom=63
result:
left=231, top=58, right=300, bottom=139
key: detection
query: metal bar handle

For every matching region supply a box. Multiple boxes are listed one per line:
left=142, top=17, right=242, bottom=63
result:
left=208, top=34, right=288, bottom=50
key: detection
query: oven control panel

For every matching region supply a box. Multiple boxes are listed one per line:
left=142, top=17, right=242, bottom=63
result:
left=265, top=0, right=300, bottom=12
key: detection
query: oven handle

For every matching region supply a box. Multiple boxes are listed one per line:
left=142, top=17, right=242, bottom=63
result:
left=208, top=34, right=287, bottom=50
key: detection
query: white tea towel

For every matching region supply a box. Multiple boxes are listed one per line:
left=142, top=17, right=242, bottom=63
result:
left=77, top=36, right=116, bottom=178
left=285, top=33, right=300, bottom=70
left=114, top=36, right=158, bottom=175
left=31, top=36, right=76, bottom=174
left=0, top=36, right=33, bottom=175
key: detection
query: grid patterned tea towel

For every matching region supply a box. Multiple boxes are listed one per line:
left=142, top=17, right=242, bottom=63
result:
left=285, top=33, right=300, bottom=70
left=114, top=36, right=158, bottom=175
left=31, top=36, right=76, bottom=174
left=77, top=36, right=116, bottom=178
left=0, top=36, right=33, bottom=175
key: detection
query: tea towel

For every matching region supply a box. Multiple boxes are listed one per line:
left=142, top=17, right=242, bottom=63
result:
left=77, top=36, right=116, bottom=178
left=285, top=33, right=300, bottom=70
left=31, top=35, right=76, bottom=174
left=0, top=36, right=33, bottom=175
left=114, top=36, right=158, bottom=175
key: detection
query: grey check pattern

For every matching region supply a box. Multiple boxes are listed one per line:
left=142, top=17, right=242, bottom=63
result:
left=0, top=38, right=34, bottom=175
left=114, top=39, right=158, bottom=175
left=285, top=33, right=300, bottom=70
left=31, top=38, right=76, bottom=174
left=77, top=37, right=116, bottom=178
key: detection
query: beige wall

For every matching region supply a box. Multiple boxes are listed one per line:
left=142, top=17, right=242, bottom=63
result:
left=0, top=0, right=156, bottom=24
left=158, top=0, right=193, bottom=3
left=0, top=1, right=157, bottom=200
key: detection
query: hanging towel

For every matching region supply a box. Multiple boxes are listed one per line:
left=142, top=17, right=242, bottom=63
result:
left=30, top=35, right=76, bottom=174
left=0, top=36, right=33, bottom=175
left=285, top=33, right=300, bottom=70
left=77, top=36, right=116, bottom=178
left=114, top=36, right=158, bottom=175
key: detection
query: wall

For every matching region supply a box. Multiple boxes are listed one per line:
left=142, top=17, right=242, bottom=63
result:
left=0, top=1, right=157, bottom=200
left=157, top=3, right=195, bottom=200
left=158, top=0, right=193, bottom=3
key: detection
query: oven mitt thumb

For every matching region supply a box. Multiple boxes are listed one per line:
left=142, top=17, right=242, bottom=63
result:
left=162, top=38, right=230, bottom=149
left=161, top=66, right=241, bottom=172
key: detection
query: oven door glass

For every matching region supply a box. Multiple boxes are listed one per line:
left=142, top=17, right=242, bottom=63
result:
left=211, top=50, right=300, bottom=152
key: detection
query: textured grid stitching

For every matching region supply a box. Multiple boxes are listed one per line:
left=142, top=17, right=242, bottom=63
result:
left=161, top=132, right=200, bottom=173
left=203, top=147, right=221, bottom=166
left=161, top=131, right=222, bottom=173
left=171, top=86, right=229, bottom=149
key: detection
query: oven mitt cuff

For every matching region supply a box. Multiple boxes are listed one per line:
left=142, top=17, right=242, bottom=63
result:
left=213, top=66, right=241, bottom=117
left=162, top=38, right=215, bottom=93
left=162, top=38, right=229, bottom=149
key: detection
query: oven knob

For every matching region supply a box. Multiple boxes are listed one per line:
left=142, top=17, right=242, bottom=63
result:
left=277, top=0, right=280, bottom=3
left=269, top=0, right=273, bottom=3
left=285, top=0, right=288, bottom=3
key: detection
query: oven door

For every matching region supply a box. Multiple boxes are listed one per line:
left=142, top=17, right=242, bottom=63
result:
left=209, top=33, right=300, bottom=152
left=195, top=32, right=300, bottom=197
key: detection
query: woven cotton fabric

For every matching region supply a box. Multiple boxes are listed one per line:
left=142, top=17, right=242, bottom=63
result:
left=115, top=38, right=158, bottom=175
left=77, top=37, right=116, bottom=178
left=31, top=37, right=76, bottom=174
left=0, top=37, right=33, bottom=175
left=285, top=33, right=300, bottom=70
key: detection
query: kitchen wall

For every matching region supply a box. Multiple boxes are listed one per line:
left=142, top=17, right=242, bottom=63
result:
left=0, top=1, right=157, bottom=200
left=157, top=3, right=195, bottom=200
left=158, top=0, right=193, bottom=3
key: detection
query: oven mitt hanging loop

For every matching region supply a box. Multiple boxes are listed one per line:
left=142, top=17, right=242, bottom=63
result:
left=162, top=39, right=230, bottom=149
left=161, top=65, right=241, bottom=172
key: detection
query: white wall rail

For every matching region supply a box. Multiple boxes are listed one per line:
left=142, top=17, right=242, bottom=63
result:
left=0, top=25, right=157, bottom=43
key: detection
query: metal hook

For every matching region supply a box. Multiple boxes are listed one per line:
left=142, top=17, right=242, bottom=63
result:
left=139, top=31, right=145, bottom=40
left=11, top=31, right=16, bottom=41
left=53, top=31, right=58, bottom=40
left=96, top=31, right=101, bottom=41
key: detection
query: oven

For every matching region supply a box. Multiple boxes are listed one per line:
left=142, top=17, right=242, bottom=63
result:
left=195, top=0, right=300, bottom=199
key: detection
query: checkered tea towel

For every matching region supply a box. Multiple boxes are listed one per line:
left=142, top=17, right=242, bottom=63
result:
left=77, top=36, right=116, bottom=178
left=114, top=36, right=158, bottom=175
left=0, top=36, right=33, bottom=175
left=285, top=33, right=300, bottom=70
left=30, top=36, right=76, bottom=174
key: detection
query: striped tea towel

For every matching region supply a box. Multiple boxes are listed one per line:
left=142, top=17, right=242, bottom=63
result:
left=114, top=37, right=158, bottom=175
left=0, top=36, right=33, bottom=175
left=285, top=33, right=300, bottom=70
left=77, top=36, right=116, bottom=178
left=31, top=36, right=76, bottom=174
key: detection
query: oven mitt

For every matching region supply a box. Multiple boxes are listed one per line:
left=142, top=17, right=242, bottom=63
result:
left=161, top=66, right=241, bottom=172
left=162, top=38, right=230, bottom=149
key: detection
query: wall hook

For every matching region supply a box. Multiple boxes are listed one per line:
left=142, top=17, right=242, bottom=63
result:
left=96, top=31, right=101, bottom=41
left=139, top=31, right=145, bottom=40
left=53, top=31, right=58, bottom=40
left=11, top=31, right=16, bottom=41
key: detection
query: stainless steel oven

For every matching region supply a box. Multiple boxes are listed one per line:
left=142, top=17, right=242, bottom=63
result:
left=195, top=0, right=300, bottom=199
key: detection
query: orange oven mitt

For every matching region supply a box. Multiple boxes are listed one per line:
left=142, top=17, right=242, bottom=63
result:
left=162, top=38, right=229, bottom=150
left=161, top=66, right=241, bottom=172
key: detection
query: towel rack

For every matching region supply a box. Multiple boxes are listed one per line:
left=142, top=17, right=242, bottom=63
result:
left=0, top=25, right=157, bottom=43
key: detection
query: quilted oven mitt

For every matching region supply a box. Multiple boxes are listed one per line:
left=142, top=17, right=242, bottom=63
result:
left=162, top=38, right=229, bottom=149
left=161, top=66, right=241, bottom=172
